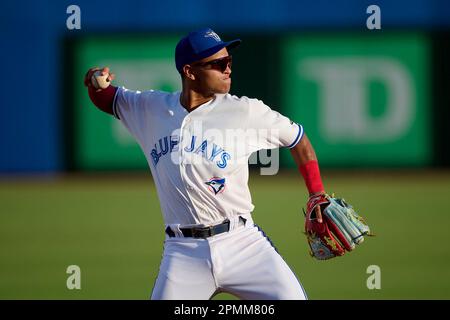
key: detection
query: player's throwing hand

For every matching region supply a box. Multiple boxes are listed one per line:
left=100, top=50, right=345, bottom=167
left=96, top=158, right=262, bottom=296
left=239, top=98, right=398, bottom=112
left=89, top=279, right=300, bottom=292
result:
left=84, top=66, right=115, bottom=91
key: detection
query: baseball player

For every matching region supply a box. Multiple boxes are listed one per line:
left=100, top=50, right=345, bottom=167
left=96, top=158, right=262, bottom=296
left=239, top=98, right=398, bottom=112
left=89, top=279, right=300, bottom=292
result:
left=84, top=28, right=329, bottom=300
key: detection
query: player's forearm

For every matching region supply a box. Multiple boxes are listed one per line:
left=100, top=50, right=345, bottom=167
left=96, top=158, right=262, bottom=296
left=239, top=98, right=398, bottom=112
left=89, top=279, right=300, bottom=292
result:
left=290, top=134, right=325, bottom=195
left=88, top=85, right=117, bottom=115
left=290, top=134, right=317, bottom=165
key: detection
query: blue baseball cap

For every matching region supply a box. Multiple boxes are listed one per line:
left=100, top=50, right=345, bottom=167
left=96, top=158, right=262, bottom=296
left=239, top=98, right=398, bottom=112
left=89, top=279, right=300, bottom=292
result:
left=175, top=27, right=241, bottom=74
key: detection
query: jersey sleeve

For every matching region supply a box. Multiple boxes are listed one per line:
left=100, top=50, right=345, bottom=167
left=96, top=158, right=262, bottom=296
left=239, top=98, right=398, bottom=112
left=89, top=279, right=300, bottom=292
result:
left=112, top=87, right=155, bottom=142
left=246, top=98, right=304, bottom=151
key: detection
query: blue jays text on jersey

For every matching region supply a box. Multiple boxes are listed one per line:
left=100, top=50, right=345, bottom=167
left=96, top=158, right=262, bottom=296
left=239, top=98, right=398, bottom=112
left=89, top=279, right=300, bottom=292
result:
left=150, top=135, right=231, bottom=169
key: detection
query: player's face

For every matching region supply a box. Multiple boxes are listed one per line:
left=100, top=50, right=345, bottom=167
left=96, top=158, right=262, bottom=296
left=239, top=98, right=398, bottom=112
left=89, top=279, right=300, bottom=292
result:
left=190, top=48, right=232, bottom=94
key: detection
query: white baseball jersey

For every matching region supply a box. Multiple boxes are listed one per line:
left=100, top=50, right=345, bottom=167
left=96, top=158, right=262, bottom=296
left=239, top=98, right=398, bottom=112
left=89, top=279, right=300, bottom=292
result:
left=112, top=87, right=303, bottom=227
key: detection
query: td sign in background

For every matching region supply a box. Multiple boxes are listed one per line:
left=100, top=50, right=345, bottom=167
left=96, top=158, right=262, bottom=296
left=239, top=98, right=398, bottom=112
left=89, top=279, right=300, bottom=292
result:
left=281, top=33, right=431, bottom=167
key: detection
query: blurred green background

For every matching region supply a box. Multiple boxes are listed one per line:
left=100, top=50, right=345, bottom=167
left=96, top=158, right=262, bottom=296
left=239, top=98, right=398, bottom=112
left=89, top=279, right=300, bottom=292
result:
left=71, top=33, right=435, bottom=171
left=2, top=171, right=449, bottom=299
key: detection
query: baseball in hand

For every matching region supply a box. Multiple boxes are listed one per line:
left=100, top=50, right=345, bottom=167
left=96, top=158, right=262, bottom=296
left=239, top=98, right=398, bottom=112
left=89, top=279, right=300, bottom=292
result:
left=91, top=70, right=111, bottom=89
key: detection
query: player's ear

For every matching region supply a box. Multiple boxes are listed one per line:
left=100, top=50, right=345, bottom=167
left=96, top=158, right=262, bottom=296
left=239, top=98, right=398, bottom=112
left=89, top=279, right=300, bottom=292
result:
left=183, top=65, right=196, bottom=81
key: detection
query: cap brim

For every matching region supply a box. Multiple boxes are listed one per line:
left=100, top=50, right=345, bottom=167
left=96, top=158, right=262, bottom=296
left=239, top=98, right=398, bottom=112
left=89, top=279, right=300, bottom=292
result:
left=224, top=39, right=242, bottom=50
left=190, top=39, right=242, bottom=64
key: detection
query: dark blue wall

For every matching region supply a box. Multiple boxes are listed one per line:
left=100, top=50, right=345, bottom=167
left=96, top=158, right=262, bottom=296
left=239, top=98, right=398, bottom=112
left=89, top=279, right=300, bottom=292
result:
left=1, top=0, right=449, bottom=172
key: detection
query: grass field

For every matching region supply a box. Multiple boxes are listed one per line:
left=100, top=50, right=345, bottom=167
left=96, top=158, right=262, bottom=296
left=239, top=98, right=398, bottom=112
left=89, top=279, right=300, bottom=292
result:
left=1, top=170, right=450, bottom=300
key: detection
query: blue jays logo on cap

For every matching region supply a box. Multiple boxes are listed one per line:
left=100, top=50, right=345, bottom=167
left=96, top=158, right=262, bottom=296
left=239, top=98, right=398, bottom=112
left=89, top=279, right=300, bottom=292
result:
left=204, top=30, right=221, bottom=42
left=175, top=27, right=241, bottom=74
left=205, top=177, right=226, bottom=195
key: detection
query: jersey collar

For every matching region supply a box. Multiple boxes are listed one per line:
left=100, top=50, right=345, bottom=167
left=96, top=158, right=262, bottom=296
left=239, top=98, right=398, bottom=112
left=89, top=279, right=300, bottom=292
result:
left=176, top=91, right=220, bottom=117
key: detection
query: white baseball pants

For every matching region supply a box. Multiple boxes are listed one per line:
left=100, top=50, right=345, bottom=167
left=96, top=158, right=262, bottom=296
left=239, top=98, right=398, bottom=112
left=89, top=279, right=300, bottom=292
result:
left=150, top=214, right=307, bottom=300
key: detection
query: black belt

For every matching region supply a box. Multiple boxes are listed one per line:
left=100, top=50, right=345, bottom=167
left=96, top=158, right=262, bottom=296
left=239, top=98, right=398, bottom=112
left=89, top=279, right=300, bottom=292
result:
left=165, top=216, right=247, bottom=239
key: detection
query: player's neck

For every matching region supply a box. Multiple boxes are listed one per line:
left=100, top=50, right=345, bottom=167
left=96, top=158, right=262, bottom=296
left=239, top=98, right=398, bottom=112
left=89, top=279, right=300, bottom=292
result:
left=180, top=89, right=214, bottom=113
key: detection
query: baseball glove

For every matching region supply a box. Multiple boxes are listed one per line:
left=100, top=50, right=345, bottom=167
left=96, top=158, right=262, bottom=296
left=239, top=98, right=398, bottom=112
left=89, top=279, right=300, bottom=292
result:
left=304, top=193, right=372, bottom=260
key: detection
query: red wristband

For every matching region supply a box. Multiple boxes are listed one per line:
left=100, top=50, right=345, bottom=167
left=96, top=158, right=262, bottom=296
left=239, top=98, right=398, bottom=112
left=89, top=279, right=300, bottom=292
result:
left=88, top=85, right=117, bottom=115
left=299, top=160, right=324, bottom=195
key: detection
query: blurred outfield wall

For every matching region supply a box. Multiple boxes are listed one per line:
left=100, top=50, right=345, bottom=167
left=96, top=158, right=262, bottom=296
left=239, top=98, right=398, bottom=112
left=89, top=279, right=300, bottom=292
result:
left=68, top=31, right=444, bottom=170
left=1, top=0, right=450, bottom=172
